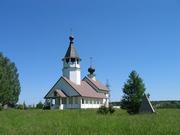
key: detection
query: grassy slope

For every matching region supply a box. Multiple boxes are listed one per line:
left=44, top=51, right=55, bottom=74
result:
left=0, top=109, right=179, bottom=135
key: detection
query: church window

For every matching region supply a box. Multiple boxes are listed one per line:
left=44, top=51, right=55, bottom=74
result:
left=90, top=99, right=92, bottom=104
left=71, top=58, right=75, bottom=63
left=82, top=98, right=84, bottom=104
left=86, top=99, right=88, bottom=104
left=85, top=99, right=87, bottom=104
left=87, top=99, right=89, bottom=104
left=97, top=99, right=100, bottom=104
left=66, top=58, right=69, bottom=63
left=77, top=60, right=79, bottom=64
left=94, top=99, right=97, bottom=104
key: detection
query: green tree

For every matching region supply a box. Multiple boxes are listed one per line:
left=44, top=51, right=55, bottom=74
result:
left=0, top=53, right=21, bottom=107
left=36, top=101, right=44, bottom=109
left=121, top=70, right=145, bottom=114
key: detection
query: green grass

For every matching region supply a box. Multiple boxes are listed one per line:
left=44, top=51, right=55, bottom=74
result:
left=0, top=109, right=180, bottom=135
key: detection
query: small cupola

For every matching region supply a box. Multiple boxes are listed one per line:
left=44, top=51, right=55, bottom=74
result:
left=88, top=66, right=95, bottom=75
left=87, top=58, right=96, bottom=81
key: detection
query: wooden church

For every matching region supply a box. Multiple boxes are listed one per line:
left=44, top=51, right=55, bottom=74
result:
left=44, top=35, right=109, bottom=109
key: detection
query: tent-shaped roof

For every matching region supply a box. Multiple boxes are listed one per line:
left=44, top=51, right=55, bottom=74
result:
left=64, top=35, right=80, bottom=60
left=139, top=94, right=155, bottom=113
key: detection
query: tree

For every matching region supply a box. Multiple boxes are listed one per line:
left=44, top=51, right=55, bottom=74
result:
left=36, top=101, right=44, bottom=109
left=0, top=53, right=21, bottom=107
left=121, top=70, right=145, bottom=114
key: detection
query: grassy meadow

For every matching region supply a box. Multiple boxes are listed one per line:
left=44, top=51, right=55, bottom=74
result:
left=0, top=109, right=180, bottom=135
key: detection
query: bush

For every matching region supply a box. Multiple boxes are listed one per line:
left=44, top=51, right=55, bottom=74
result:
left=109, top=105, right=115, bottom=114
left=36, top=101, right=44, bottom=109
left=43, top=101, right=50, bottom=110
left=97, top=106, right=109, bottom=114
left=97, top=105, right=116, bottom=115
left=43, top=105, right=50, bottom=110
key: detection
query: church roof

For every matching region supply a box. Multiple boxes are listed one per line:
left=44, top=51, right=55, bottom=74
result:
left=62, top=77, right=106, bottom=98
left=64, top=35, right=80, bottom=60
left=84, top=76, right=109, bottom=91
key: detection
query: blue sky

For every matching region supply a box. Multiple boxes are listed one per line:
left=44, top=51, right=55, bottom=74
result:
left=0, top=0, right=180, bottom=105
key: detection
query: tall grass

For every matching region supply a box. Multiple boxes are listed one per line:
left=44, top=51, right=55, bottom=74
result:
left=0, top=109, right=179, bottom=135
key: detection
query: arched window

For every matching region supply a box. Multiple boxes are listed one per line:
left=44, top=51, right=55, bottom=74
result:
left=71, top=58, right=75, bottom=63
left=66, top=58, right=69, bottom=63
left=77, top=59, right=79, bottom=64
left=54, top=91, right=57, bottom=97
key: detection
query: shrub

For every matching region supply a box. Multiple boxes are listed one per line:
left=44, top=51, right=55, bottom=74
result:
left=97, top=106, right=109, bottom=114
left=43, top=105, right=50, bottom=110
left=109, top=105, right=115, bottom=114
left=43, top=101, right=50, bottom=110
left=36, top=101, right=44, bottom=109
left=97, top=105, right=116, bottom=115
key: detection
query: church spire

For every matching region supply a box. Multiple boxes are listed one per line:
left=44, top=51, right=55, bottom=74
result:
left=62, top=35, right=81, bottom=85
left=63, top=35, right=81, bottom=60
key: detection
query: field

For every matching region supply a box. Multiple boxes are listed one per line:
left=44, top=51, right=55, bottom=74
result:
left=0, top=109, right=180, bottom=135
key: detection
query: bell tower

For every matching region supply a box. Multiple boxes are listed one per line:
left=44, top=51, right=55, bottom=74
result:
left=62, top=35, right=81, bottom=85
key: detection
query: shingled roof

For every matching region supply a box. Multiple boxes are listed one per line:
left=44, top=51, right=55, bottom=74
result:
left=64, top=35, right=80, bottom=59
left=84, top=76, right=109, bottom=91
left=62, top=77, right=106, bottom=98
